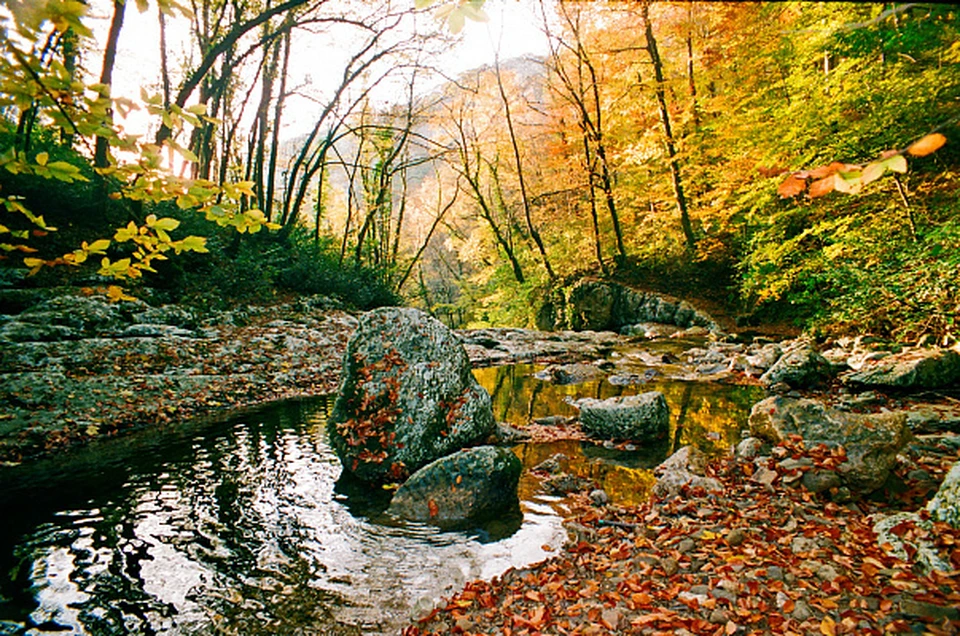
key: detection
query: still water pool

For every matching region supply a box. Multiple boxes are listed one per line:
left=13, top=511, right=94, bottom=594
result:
left=0, top=361, right=761, bottom=635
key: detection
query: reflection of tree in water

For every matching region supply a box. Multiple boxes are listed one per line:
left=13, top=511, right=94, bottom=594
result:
left=476, top=364, right=762, bottom=456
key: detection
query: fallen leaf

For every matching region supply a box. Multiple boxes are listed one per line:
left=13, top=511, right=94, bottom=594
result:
left=907, top=132, right=947, bottom=157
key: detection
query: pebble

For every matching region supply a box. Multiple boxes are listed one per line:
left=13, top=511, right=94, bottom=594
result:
left=726, top=528, right=746, bottom=546
left=766, top=566, right=784, bottom=581
left=589, top=489, right=609, bottom=506
left=678, top=538, right=696, bottom=554
left=660, top=557, right=679, bottom=576
left=791, top=600, right=814, bottom=622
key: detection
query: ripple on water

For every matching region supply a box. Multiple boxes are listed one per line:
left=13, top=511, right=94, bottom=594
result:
left=0, top=397, right=568, bottom=636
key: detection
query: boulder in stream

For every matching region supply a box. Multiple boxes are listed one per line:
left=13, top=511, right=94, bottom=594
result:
left=843, top=347, right=960, bottom=390
left=388, top=446, right=521, bottom=525
left=759, top=342, right=833, bottom=389
left=327, top=307, right=495, bottom=484
left=652, top=446, right=723, bottom=499
left=576, top=392, right=669, bottom=442
left=748, top=396, right=912, bottom=492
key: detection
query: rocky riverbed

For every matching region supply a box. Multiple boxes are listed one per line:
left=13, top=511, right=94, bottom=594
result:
left=3, top=289, right=960, bottom=634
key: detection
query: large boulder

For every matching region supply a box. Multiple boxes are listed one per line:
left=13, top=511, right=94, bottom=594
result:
left=843, top=347, right=960, bottom=390
left=577, top=392, right=669, bottom=441
left=387, top=446, right=521, bottom=525
left=759, top=343, right=833, bottom=389
left=327, top=307, right=495, bottom=484
left=537, top=280, right=722, bottom=334
left=567, top=280, right=615, bottom=331
left=748, top=396, right=912, bottom=492
left=926, top=460, right=960, bottom=528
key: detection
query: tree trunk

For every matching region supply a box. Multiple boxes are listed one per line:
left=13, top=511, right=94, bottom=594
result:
left=266, top=24, right=293, bottom=223
left=494, top=55, right=555, bottom=281
left=94, top=0, right=126, bottom=169
left=642, top=2, right=696, bottom=254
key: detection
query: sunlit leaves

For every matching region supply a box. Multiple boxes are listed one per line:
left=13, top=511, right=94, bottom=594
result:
left=777, top=133, right=944, bottom=200
left=417, top=0, right=488, bottom=34
left=907, top=132, right=947, bottom=157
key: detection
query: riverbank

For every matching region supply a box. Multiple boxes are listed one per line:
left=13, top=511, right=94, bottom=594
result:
left=0, top=292, right=631, bottom=463
left=3, top=292, right=960, bottom=634
left=404, top=444, right=960, bottom=635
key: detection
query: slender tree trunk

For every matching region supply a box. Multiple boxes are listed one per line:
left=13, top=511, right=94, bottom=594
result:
left=642, top=2, right=696, bottom=254
left=581, top=131, right=608, bottom=276
left=494, top=56, right=555, bottom=281
left=159, top=7, right=171, bottom=107
left=94, top=0, right=126, bottom=168
left=266, top=24, right=292, bottom=223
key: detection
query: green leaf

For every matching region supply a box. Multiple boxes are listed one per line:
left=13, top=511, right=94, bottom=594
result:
left=179, top=235, right=209, bottom=253
left=881, top=154, right=908, bottom=174
left=114, top=221, right=139, bottom=242
left=149, top=216, right=181, bottom=232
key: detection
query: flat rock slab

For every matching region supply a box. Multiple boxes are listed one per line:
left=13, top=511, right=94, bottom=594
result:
left=749, top=395, right=912, bottom=492
left=843, top=347, right=960, bottom=389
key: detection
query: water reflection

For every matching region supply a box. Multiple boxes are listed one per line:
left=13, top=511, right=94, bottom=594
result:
left=0, top=399, right=567, bottom=636
left=475, top=362, right=763, bottom=506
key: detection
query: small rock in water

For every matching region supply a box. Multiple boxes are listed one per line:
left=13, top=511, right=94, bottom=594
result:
left=589, top=489, right=609, bottom=506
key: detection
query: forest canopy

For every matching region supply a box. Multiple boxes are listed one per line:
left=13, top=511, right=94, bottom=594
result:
left=1, top=1, right=957, bottom=339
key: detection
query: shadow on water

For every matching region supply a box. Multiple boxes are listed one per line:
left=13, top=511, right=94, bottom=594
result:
left=0, top=398, right=566, bottom=636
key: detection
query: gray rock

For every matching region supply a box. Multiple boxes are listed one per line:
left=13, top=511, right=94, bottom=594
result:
left=577, top=392, right=669, bottom=441
left=926, top=460, right=960, bottom=528
left=133, top=305, right=197, bottom=328
left=760, top=344, right=833, bottom=389
left=589, top=489, right=609, bottom=506
left=802, top=469, right=841, bottom=494
left=17, top=295, right=124, bottom=337
left=387, top=446, right=521, bottom=525
left=533, top=363, right=604, bottom=385
left=735, top=436, right=766, bottom=459
left=844, top=347, right=960, bottom=389
left=873, top=512, right=951, bottom=574
left=791, top=600, right=814, bottom=622
left=749, top=396, right=912, bottom=492
left=118, top=324, right=195, bottom=338
left=653, top=446, right=723, bottom=499
left=327, top=307, right=495, bottom=484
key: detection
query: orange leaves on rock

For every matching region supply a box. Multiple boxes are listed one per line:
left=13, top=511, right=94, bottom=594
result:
left=428, top=499, right=439, bottom=518
left=907, top=132, right=947, bottom=157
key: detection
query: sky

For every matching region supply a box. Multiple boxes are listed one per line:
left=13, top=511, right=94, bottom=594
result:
left=94, top=0, right=551, bottom=141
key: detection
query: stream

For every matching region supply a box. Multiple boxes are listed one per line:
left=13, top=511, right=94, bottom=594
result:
left=0, top=351, right=762, bottom=635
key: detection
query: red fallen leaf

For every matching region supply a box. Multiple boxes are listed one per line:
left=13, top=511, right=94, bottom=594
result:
left=428, top=499, right=439, bottom=518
